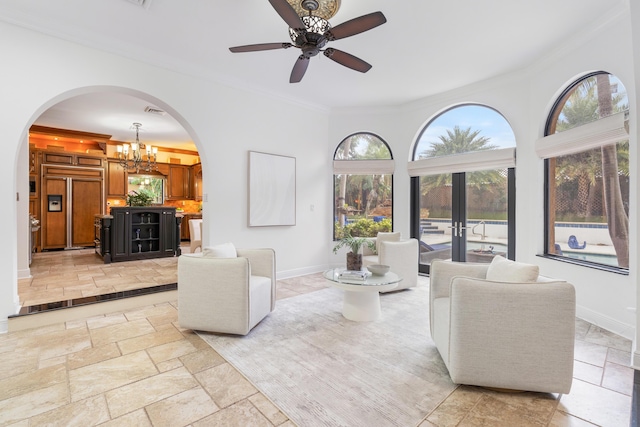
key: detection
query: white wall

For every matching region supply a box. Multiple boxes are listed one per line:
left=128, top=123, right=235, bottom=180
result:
left=329, top=10, right=638, bottom=344
left=1, top=7, right=638, bottom=362
left=0, top=21, right=332, bottom=332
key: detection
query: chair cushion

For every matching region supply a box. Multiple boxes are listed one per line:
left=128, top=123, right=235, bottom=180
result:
left=376, top=232, right=400, bottom=253
left=203, top=242, right=237, bottom=258
left=486, top=255, right=539, bottom=282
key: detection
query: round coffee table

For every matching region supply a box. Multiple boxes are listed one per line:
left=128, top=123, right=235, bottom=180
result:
left=323, top=269, right=402, bottom=321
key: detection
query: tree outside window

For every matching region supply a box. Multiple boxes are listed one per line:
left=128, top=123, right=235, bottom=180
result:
left=545, top=72, right=629, bottom=269
left=334, top=133, right=393, bottom=239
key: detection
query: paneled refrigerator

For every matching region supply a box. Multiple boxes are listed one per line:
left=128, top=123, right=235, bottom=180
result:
left=41, top=164, right=104, bottom=250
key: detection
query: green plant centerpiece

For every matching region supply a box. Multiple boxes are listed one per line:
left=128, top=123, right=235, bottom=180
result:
left=333, top=232, right=376, bottom=271
left=126, top=189, right=155, bottom=207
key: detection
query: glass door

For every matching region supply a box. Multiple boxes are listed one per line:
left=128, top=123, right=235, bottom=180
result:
left=413, top=168, right=514, bottom=274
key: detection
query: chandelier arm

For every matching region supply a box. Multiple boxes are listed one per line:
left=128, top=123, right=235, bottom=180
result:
left=117, top=123, right=158, bottom=173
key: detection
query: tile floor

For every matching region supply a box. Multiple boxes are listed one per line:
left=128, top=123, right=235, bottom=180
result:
left=4, top=249, right=635, bottom=426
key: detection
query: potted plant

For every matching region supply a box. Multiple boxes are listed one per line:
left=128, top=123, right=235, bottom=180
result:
left=126, top=189, right=155, bottom=207
left=333, top=233, right=376, bottom=271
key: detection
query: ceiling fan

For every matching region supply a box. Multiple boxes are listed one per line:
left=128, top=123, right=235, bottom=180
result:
left=229, top=0, right=386, bottom=83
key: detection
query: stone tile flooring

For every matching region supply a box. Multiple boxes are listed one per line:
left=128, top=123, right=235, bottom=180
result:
left=5, top=249, right=635, bottom=426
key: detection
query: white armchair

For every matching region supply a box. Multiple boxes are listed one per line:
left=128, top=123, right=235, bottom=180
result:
left=362, top=232, right=419, bottom=291
left=178, top=244, right=276, bottom=335
left=429, top=257, right=576, bottom=393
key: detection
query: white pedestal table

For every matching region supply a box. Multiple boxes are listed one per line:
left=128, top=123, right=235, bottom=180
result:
left=323, top=269, right=402, bottom=321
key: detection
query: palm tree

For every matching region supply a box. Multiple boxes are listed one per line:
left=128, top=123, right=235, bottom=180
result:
left=596, top=74, right=629, bottom=267
left=335, top=133, right=392, bottom=227
left=419, top=126, right=501, bottom=195
left=421, top=126, right=497, bottom=157
left=550, top=74, right=629, bottom=267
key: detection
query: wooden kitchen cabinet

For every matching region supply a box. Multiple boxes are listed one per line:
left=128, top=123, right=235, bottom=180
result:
left=108, top=207, right=181, bottom=263
left=167, top=165, right=191, bottom=200
left=106, top=159, right=127, bottom=197
left=191, top=163, right=202, bottom=201
left=41, top=152, right=105, bottom=168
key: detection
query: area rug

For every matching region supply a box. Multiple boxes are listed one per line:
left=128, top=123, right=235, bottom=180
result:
left=198, top=280, right=457, bottom=427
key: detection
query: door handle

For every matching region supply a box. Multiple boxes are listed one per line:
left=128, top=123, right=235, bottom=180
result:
left=448, top=222, right=467, bottom=237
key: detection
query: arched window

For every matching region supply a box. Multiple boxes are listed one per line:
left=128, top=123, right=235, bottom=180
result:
left=538, top=72, right=629, bottom=272
left=333, top=132, right=394, bottom=239
left=409, top=104, right=516, bottom=273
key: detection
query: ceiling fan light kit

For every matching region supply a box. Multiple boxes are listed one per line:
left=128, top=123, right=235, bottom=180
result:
left=287, top=0, right=341, bottom=20
left=229, top=0, right=385, bottom=83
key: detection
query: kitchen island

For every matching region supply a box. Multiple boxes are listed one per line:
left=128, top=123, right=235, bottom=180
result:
left=95, top=207, right=182, bottom=263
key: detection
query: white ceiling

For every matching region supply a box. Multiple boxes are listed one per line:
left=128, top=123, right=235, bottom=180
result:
left=0, top=0, right=626, bottom=149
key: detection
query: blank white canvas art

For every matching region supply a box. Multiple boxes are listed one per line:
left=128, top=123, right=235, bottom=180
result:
left=249, top=151, right=296, bottom=226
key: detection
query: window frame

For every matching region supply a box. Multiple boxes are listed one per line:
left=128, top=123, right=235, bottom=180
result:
left=332, top=132, right=394, bottom=241
left=541, top=71, right=629, bottom=275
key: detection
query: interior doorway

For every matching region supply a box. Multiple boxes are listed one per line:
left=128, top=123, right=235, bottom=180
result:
left=18, top=87, right=203, bottom=313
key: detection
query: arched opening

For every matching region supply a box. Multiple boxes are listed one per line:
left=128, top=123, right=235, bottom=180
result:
left=409, top=104, right=517, bottom=274
left=16, top=86, right=204, bottom=314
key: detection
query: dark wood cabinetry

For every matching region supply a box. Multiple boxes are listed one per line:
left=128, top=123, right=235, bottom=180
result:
left=106, top=160, right=127, bottom=197
left=104, top=207, right=181, bottom=263
left=192, top=163, right=202, bottom=201
left=167, top=165, right=190, bottom=200
left=42, top=152, right=104, bottom=168
left=40, top=165, right=104, bottom=250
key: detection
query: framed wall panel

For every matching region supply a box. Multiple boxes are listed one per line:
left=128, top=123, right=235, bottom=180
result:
left=248, top=151, right=296, bottom=227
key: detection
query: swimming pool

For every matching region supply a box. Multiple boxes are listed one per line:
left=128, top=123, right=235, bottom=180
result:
left=440, top=241, right=619, bottom=267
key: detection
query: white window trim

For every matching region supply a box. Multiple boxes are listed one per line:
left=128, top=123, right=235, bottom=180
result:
left=407, top=147, right=516, bottom=177
left=535, top=111, right=629, bottom=158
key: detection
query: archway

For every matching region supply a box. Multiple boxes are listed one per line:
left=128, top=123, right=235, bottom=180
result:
left=15, top=85, right=205, bottom=314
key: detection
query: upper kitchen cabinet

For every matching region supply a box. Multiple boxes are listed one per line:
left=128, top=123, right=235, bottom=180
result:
left=167, top=164, right=191, bottom=200
left=191, top=163, right=202, bottom=201
left=41, top=151, right=105, bottom=168
left=106, top=159, right=127, bottom=197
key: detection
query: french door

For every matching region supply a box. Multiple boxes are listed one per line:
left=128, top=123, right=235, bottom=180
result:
left=411, top=168, right=515, bottom=274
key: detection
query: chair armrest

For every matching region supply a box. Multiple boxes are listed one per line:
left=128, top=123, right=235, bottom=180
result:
left=178, top=255, right=250, bottom=293
left=236, top=248, right=276, bottom=311
left=429, top=260, right=489, bottom=300
left=178, top=255, right=252, bottom=333
left=236, top=248, right=275, bottom=280
left=447, top=277, right=576, bottom=393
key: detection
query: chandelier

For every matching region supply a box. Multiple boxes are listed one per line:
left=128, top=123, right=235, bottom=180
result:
left=116, top=123, right=157, bottom=173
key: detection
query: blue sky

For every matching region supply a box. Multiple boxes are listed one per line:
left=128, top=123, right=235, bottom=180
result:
left=415, top=105, right=516, bottom=157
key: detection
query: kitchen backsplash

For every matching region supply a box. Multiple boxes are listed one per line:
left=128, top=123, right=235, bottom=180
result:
left=106, top=198, right=202, bottom=214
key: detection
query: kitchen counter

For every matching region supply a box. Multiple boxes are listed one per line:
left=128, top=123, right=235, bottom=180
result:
left=96, top=207, right=181, bottom=263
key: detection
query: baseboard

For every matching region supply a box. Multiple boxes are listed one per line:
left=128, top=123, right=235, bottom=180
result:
left=17, top=267, right=31, bottom=279
left=0, top=318, right=7, bottom=334
left=576, top=303, right=635, bottom=341
left=277, top=264, right=330, bottom=280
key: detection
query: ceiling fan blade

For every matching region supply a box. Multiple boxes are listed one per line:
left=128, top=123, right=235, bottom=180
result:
left=290, top=55, right=310, bottom=83
left=326, top=11, right=387, bottom=40
left=229, top=42, right=293, bottom=53
left=323, top=48, right=372, bottom=73
left=269, top=0, right=306, bottom=30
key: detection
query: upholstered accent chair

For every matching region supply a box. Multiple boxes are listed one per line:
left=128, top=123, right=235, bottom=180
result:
left=188, top=219, right=203, bottom=253
left=362, top=232, right=419, bottom=291
left=429, top=256, right=576, bottom=394
left=178, top=243, right=276, bottom=335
